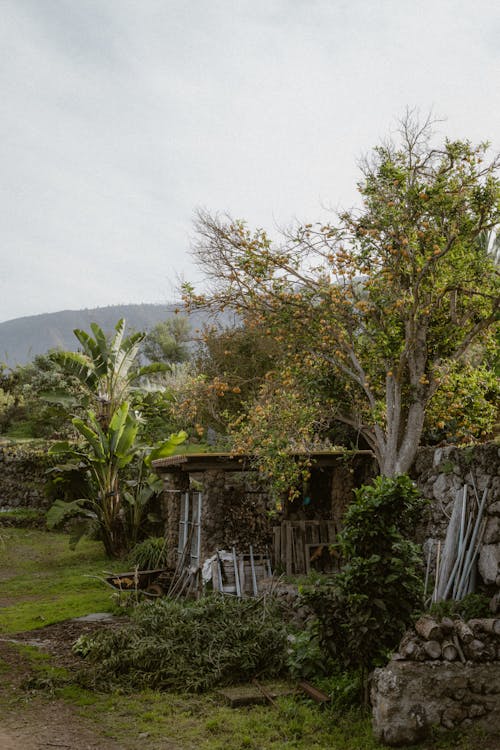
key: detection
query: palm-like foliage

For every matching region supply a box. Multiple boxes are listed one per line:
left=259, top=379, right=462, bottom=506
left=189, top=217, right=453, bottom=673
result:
left=47, top=402, right=139, bottom=556
left=47, top=403, right=187, bottom=557
left=47, top=318, right=187, bottom=557
left=51, top=319, right=168, bottom=427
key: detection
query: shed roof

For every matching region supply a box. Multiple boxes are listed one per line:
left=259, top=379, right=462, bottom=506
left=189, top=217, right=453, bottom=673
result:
left=152, top=450, right=373, bottom=473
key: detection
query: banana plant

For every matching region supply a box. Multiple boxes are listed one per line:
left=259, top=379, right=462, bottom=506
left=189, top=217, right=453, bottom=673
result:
left=50, top=319, right=169, bottom=428
left=122, top=431, right=188, bottom=547
left=47, top=401, right=187, bottom=557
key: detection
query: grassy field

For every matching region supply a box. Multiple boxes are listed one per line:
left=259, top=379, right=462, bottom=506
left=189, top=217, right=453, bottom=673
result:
left=0, top=527, right=489, bottom=750
left=0, top=528, right=112, bottom=632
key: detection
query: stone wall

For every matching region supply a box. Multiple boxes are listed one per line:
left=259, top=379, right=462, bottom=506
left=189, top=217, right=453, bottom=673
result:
left=412, top=442, right=500, bottom=589
left=372, top=616, right=500, bottom=745
left=0, top=443, right=54, bottom=509
left=373, top=443, right=500, bottom=748
left=372, top=659, right=500, bottom=746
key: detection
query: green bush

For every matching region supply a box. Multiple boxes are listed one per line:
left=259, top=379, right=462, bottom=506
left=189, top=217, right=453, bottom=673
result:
left=302, top=475, right=426, bottom=674
left=318, top=670, right=363, bottom=712
left=286, top=621, right=331, bottom=680
left=75, top=594, right=288, bottom=692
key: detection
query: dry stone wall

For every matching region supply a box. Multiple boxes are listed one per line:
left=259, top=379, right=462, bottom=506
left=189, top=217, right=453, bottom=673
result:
left=372, top=660, right=500, bottom=746
left=0, top=443, right=54, bottom=509
left=412, top=443, right=500, bottom=589
left=372, top=445, right=500, bottom=746
left=372, top=617, right=500, bottom=745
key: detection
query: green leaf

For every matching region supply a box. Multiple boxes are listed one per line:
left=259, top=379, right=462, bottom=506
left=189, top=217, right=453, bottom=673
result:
left=146, top=431, right=187, bottom=465
left=46, top=498, right=92, bottom=529
left=72, top=417, right=107, bottom=459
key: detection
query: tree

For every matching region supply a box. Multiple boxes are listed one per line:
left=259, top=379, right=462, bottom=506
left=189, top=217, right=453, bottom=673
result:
left=141, top=316, right=191, bottom=364
left=190, top=323, right=279, bottom=432
left=0, top=354, right=86, bottom=438
left=186, top=116, right=500, bottom=476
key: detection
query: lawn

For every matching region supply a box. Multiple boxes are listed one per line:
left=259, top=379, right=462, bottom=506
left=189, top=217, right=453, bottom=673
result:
left=0, top=527, right=112, bottom=632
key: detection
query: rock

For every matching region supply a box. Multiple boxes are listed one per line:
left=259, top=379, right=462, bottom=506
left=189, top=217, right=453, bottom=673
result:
left=490, top=593, right=500, bottom=614
left=432, top=474, right=449, bottom=502
left=441, top=704, right=467, bottom=728
left=484, top=518, right=500, bottom=544
left=479, top=544, right=500, bottom=586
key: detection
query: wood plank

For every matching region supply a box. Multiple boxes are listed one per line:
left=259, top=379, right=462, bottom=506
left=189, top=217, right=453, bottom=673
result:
left=299, top=680, right=330, bottom=704
left=273, top=526, right=280, bottom=572
left=217, top=682, right=295, bottom=708
left=326, top=521, right=336, bottom=543
left=281, top=522, right=287, bottom=570
left=286, top=522, right=293, bottom=577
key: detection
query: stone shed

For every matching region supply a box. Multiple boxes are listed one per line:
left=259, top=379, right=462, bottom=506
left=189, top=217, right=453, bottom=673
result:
left=152, top=450, right=376, bottom=575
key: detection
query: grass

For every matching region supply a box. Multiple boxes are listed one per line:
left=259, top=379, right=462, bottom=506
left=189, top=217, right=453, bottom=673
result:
left=56, top=686, right=384, bottom=750
left=0, top=528, right=492, bottom=750
left=0, top=528, right=112, bottom=632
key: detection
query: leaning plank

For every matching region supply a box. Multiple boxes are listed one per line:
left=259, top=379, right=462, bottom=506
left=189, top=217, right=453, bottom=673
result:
left=298, top=680, right=330, bottom=704
left=286, top=522, right=293, bottom=577
left=452, top=634, right=466, bottom=663
left=455, top=489, right=488, bottom=599
left=435, top=491, right=463, bottom=600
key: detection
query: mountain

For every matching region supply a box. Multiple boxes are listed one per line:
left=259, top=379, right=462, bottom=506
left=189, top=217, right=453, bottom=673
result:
left=0, top=303, right=214, bottom=366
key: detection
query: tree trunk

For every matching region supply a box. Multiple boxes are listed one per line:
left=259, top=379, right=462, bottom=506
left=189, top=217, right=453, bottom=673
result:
left=379, top=399, right=426, bottom=476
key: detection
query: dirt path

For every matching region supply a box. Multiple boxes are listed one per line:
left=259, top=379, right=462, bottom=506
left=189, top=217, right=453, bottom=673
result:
left=0, top=704, right=123, bottom=750
left=0, top=621, right=127, bottom=750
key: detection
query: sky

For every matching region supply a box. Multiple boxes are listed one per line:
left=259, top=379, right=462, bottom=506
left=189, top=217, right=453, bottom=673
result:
left=1, top=0, right=500, bottom=323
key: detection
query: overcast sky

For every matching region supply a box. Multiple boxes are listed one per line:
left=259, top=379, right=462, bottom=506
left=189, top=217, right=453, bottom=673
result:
left=1, top=0, right=500, bottom=323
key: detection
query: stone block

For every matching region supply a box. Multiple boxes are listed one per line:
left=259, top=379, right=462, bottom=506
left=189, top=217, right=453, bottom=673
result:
left=372, top=661, right=500, bottom=746
left=484, top=517, right=500, bottom=545
left=479, top=544, right=500, bottom=586
left=432, top=474, right=450, bottom=502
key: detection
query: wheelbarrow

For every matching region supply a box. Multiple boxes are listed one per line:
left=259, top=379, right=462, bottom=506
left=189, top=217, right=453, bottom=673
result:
left=105, top=567, right=173, bottom=596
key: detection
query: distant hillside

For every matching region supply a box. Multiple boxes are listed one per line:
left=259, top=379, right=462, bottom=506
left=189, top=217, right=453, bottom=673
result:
left=0, top=304, right=215, bottom=366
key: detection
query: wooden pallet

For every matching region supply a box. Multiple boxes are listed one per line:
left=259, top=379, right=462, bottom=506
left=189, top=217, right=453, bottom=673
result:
left=273, top=520, right=337, bottom=575
left=212, top=546, right=272, bottom=596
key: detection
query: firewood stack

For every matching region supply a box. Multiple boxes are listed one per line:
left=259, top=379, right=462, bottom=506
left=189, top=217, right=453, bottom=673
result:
left=395, top=615, right=500, bottom=663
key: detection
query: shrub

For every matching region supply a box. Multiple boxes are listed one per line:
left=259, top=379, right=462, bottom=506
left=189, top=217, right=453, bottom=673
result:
left=429, top=592, right=491, bottom=621
left=302, top=475, right=426, bottom=675
left=75, top=594, right=288, bottom=692
left=286, top=621, right=331, bottom=680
